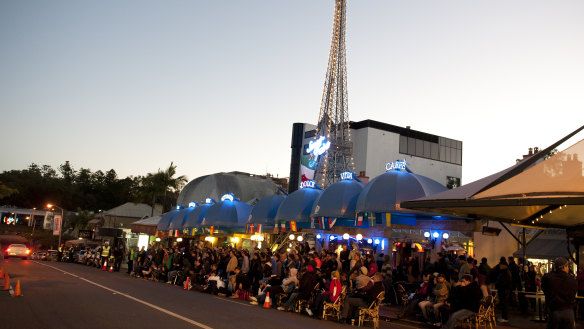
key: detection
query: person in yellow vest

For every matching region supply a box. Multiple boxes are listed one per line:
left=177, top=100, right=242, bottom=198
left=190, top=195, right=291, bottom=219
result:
left=101, top=241, right=111, bottom=268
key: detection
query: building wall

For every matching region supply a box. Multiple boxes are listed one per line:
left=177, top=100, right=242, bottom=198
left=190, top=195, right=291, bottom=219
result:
left=358, top=127, right=462, bottom=187
left=473, top=222, right=521, bottom=265
left=290, top=120, right=463, bottom=190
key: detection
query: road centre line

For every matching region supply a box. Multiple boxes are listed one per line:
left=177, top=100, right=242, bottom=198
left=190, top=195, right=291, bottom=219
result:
left=36, top=261, right=213, bottom=329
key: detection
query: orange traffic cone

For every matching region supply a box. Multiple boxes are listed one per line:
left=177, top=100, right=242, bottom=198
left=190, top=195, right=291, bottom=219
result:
left=12, top=280, right=22, bottom=297
left=2, top=274, right=10, bottom=291
left=102, top=259, right=108, bottom=271
left=109, top=261, right=114, bottom=272
left=263, top=292, right=271, bottom=308
left=183, top=277, right=190, bottom=290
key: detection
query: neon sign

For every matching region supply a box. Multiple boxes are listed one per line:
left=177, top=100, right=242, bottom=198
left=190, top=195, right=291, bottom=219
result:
left=385, top=159, right=407, bottom=171
left=221, top=194, right=234, bottom=202
left=306, top=136, right=331, bottom=159
left=300, top=180, right=316, bottom=189
left=340, top=172, right=353, bottom=180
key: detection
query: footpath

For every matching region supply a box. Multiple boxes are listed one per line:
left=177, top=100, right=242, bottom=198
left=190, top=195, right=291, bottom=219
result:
left=377, top=304, right=583, bottom=329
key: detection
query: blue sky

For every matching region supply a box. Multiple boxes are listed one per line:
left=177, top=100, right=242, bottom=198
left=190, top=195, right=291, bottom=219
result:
left=1, top=1, right=583, bottom=185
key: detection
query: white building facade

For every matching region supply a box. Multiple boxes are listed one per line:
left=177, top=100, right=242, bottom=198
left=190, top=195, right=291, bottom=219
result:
left=289, top=119, right=463, bottom=192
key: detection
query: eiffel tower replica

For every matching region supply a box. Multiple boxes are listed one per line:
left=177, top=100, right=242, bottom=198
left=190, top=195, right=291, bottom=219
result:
left=314, top=0, right=354, bottom=188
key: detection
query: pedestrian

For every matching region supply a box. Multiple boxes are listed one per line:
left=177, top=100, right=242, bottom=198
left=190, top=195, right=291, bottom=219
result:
left=490, top=256, right=511, bottom=323
left=100, top=241, right=111, bottom=268
left=541, top=257, right=577, bottom=329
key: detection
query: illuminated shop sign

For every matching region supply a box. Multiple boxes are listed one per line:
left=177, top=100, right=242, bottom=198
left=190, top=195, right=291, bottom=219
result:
left=306, top=136, right=331, bottom=159
left=385, top=159, right=407, bottom=171
left=340, top=172, right=353, bottom=180
left=300, top=180, right=316, bottom=189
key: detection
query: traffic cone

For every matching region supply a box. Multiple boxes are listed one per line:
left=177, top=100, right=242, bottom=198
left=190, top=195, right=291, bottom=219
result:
left=102, top=259, right=107, bottom=271
left=183, top=277, right=190, bottom=290
left=109, top=261, right=114, bottom=272
left=2, top=274, right=10, bottom=291
left=263, top=292, right=271, bottom=308
left=12, top=280, right=22, bottom=297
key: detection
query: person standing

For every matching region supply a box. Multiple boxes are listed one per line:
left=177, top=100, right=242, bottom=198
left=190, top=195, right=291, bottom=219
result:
left=541, top=257, right=577, bottom=329
left=100, top=241, right=111, bottom=268
left=491, top=256, right=512, bottom=323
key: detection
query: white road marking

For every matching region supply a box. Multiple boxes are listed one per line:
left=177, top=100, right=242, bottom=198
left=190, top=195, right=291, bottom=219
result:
left=214, top=296, right=252, bottom=307
left=36, top=262, right=213, bottom=329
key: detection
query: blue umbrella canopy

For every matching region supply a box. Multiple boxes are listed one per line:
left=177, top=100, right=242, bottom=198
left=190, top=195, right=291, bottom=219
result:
left=157, top=209, right=180, bottom=231
left=201, top=199, right=253, bottom=228
left=168, top=207, right=193, bottom=230
left=275, top=188, right=322, bottom=222
left=184, top=203, right=213, bottom=229
left=311, top=180, right=364, bottom=219
left=248, top=195, right=286, bottom=225
left=356, top=170, right=447, bottom=214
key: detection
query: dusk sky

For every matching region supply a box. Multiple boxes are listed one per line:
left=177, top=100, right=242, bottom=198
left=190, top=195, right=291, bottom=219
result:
left=2, top=1, right=583, bottom=186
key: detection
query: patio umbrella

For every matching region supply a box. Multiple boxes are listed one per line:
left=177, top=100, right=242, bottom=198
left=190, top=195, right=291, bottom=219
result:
left=157, top=210, right=179, bottom=231
left=184, top=203, right=213, bottom=229
left=201, top=199, right=253, bottom=228
left=248, top=194, right=286, bottom=225
left=168, top=208, right=193, bottom=231
left=275, top=188, right=322, bottom=223
left=311, top=180, right=364, bottom=219
left=356, top=170, right=447, bottom=214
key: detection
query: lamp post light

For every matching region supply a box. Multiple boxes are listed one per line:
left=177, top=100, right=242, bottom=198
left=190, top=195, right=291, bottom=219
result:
left=47, top=203, right=64, bottom=247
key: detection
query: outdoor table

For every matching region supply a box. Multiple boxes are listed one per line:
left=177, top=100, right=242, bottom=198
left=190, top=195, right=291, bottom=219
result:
left=524, top=293, right=546, bottom=322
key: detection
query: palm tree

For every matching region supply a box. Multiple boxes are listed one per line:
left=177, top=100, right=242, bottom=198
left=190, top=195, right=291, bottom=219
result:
left=140, top=162, right=188, bottom=214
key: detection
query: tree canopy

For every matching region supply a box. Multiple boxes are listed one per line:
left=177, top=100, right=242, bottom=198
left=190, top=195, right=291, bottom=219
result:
left=0, top=161, right=188, bottom=213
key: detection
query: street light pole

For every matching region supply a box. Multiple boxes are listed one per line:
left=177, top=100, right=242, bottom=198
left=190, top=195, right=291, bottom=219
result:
left=47, top=204, right=64, bottom=247
left=31, top=207, right=37, bottom=237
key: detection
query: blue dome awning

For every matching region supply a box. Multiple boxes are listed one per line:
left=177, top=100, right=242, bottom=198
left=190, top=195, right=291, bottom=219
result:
left=275, top=188, right=322, bottom=223
left=356, top=171, right=447, bottom=214
left=248, top=195, right=286, bottom=225
left=311, top=180, right=364, bottom=219
left=201, top=199, right=253, bottom=228
left=168, top=207, right=193, bottom=230
left=184, top=203, right=213, bottom=229
left=157, top=209, right=180, bottom=231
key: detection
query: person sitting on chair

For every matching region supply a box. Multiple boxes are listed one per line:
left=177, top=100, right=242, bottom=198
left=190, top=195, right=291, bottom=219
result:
left=442, top=274, right=482, bottom=329
left=340, top=272, right=384, bottom=324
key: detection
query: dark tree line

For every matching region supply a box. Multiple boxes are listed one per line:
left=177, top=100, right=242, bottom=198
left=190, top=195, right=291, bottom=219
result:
left=0, top=161, right=187, bottom=214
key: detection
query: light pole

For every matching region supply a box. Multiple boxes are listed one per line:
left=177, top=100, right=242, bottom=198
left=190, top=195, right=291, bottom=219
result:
left=31, top=207, right=37, bottom=237
left=47, top=203, right=64, bottom=247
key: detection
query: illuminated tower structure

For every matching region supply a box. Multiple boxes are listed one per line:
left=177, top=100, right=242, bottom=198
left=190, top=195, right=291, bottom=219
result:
left=313, top=0, right=354, bottom=188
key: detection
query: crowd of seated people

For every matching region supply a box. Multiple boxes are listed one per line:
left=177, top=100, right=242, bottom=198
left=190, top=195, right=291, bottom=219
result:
left=120, top=241, right=515, bottom=328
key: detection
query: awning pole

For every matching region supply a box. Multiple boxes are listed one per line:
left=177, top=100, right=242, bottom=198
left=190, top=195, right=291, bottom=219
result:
left=522, top=229, right=526, bottom=268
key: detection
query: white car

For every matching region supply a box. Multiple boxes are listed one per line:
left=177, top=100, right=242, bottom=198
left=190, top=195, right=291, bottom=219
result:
left=4, top=244, right=31, bottom=260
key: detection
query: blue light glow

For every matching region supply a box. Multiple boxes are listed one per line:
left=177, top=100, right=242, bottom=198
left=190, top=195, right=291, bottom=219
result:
left=306, top=136, right=331, bottom=157
left=374, top=239, right=380, bottom=245
left=329, top=235, right=336, bottom=240
left=316, top=234, right=321, bottom=239
left=206, top=198, right=216, bottom=204
left=432, top=232, right=439, bottom=238
left=188, top=202, right=198, bottom=208
left=221, top=194, right=234, bottom=202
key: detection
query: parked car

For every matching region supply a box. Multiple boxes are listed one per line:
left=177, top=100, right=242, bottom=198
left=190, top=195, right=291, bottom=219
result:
left=4, top=244, right=31, bottom=260
left=46, top=250, right=59, bottom=261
